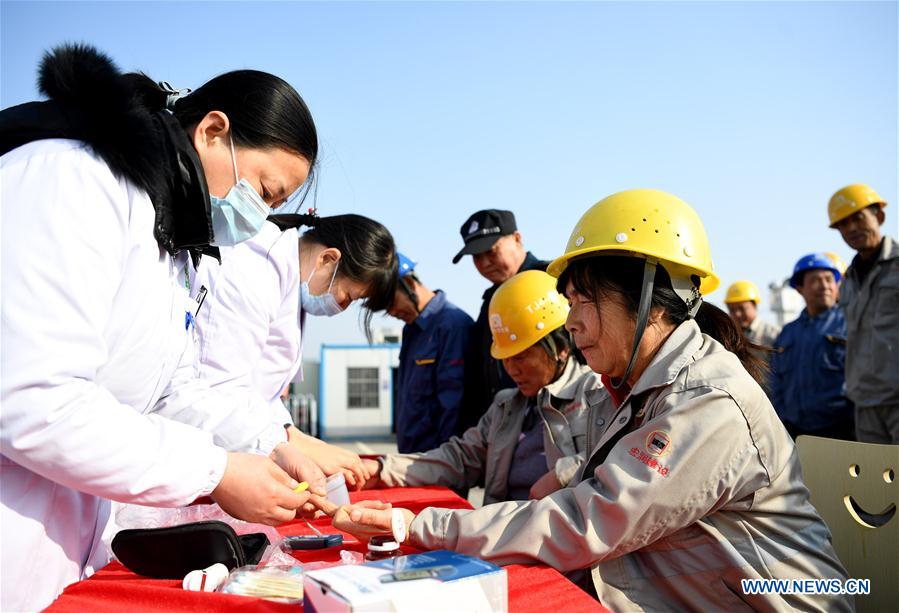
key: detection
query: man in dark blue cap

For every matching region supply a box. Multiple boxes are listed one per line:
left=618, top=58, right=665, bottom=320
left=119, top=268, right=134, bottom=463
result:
left=452, top=209, right=548, bottom=434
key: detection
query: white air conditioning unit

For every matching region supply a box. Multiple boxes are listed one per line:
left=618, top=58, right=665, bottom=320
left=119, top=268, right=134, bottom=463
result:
left=372, top=327, right=402, bottom=344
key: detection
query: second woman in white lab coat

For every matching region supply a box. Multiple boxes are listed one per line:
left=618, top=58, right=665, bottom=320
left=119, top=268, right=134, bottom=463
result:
left=190, top=213, right=398, bottom=487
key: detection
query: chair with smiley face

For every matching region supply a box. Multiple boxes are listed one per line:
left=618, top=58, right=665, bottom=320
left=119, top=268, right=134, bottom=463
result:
left=796, top=435, right=899, bottom=611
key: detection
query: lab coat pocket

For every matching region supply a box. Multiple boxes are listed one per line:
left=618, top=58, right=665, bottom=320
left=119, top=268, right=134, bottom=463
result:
left=142, top=292, right=187, bottom=412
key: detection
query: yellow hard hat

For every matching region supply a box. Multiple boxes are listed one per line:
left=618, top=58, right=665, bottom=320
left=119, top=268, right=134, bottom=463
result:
left=489, top=270, right=569, bottom=359
left=823, top=251, right=847, bottom=275
left=547, top=189, right=720, bottom=297
left=724, top=281, right=761, bottom=304
left=828, top=184, right=886, bottom=227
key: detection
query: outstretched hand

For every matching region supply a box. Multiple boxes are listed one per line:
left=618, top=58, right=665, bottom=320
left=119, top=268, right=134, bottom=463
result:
left=307, top=495, right=414, bottom=542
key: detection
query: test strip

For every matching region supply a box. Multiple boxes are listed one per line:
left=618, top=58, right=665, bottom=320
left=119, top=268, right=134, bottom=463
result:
left=304, top=519, right=323, bottom=537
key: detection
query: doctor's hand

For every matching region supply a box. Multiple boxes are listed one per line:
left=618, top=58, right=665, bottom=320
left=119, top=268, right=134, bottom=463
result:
left=286, top=427, right=370, bottom=489
left=270, top=442, right=326, bottom=517
left=211, top=452, right=311, bottom=525
left=529, top=469, right=562, bottom=500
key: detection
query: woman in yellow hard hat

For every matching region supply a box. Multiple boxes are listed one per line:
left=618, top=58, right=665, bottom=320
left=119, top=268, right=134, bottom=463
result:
left=318, top=190, right=851, bottom=612
left=357, top=269, right=601, bottom=504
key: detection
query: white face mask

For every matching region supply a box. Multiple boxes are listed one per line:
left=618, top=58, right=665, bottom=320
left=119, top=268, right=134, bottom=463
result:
left=208, top=136, right=270, bottom=246
left=301, top=260, right=344, bottom=317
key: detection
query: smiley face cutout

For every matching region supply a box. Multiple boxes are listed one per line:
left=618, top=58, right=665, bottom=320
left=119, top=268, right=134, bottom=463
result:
left=796, top=436, right=899, bottom=611
left=844, top=462, right=896, bottom=529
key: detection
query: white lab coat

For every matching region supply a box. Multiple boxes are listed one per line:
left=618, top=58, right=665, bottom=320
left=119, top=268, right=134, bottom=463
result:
left=0, top=140, right=286, bottom=611
left=190, top=221, right=302, bottom=427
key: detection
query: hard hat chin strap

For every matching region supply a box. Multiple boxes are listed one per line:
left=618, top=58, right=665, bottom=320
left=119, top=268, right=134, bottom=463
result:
left=611, top=258, right=657, bottom=390
left=399, top=277, right=421, bottom=314
left=540, top=333, right=567, bottom=380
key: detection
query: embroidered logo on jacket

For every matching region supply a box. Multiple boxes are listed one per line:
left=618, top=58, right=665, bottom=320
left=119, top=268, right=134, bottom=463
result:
left=645, top=430, right=672, bottom=457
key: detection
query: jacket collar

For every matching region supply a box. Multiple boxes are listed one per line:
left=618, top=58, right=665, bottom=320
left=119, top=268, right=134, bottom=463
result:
left=627, top=319, right=705, bottom=401
left=746, top=316, right=763, bottom=335
left=585, top=385, right=609, bottom=409
left=880, top=235, right=898, bottom=262
left=540, top=357, right=583, bottom=403
left=412, top=290, right=446, bottom=331
left=849, top=235, right=898, bottom=271
left=480, top=251, right=547, bottom=300
left=798, top=304, right=840, bottom=323
left=518, top=251, right=544, bottom=274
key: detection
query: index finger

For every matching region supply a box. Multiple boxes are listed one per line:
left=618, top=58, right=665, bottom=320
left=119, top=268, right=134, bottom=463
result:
left=307, top=493, right=340, bottom=517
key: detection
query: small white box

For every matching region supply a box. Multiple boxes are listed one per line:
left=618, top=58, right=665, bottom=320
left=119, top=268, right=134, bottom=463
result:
left=303, top=550, right=507, bottom=612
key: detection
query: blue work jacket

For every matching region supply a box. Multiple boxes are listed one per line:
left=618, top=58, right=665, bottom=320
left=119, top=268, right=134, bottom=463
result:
left=770, top=306, right=853, bottom=431
left=396, top=291, right=473, bottom=453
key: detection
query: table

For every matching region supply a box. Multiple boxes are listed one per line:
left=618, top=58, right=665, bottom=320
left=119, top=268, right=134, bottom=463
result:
left=45, top=487, right=603, bottom=612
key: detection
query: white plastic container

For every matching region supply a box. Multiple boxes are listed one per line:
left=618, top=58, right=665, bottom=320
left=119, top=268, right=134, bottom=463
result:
left=326, top=472, right=350, bottom=506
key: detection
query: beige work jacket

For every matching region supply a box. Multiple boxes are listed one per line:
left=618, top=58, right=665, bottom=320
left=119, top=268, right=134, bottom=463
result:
left=379, top=359, right=602, bottom=504
left=745, top=316, right=781, bottom=348
left=410, top=320, right=852, bottom=611
left=840, top=235, right=899, bottom=409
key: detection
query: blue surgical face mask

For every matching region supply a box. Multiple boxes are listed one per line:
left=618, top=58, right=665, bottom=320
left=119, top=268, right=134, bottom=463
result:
left=301, top=260, right=344, bottom=317
left=208, top=136, right=270, bottom=246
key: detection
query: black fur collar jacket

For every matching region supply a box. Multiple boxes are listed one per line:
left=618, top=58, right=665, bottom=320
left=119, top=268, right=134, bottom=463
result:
left=0, top=44, right=216, bottom=261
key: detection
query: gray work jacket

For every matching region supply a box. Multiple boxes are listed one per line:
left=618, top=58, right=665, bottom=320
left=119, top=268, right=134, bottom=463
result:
left=745, top=316, right=781, bottom=348
left=410, top=320, right=852, bottom=612
left=379, top=359, right=601, bottom=504
left=840, top=235, right=899, bottom=409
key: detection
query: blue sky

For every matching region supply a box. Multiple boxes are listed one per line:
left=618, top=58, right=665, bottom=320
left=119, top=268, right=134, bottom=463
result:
left=3, top=1, right=896, bottom=358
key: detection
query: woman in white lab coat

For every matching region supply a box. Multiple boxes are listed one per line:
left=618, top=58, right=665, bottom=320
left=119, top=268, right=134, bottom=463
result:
left=0, top=45, right=321, bottom=611
left=191, top=213, right=398, bottom=487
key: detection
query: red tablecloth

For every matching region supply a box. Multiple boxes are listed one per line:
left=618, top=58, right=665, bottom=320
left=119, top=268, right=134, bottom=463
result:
left=45, top=487, right=603, bottom=612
